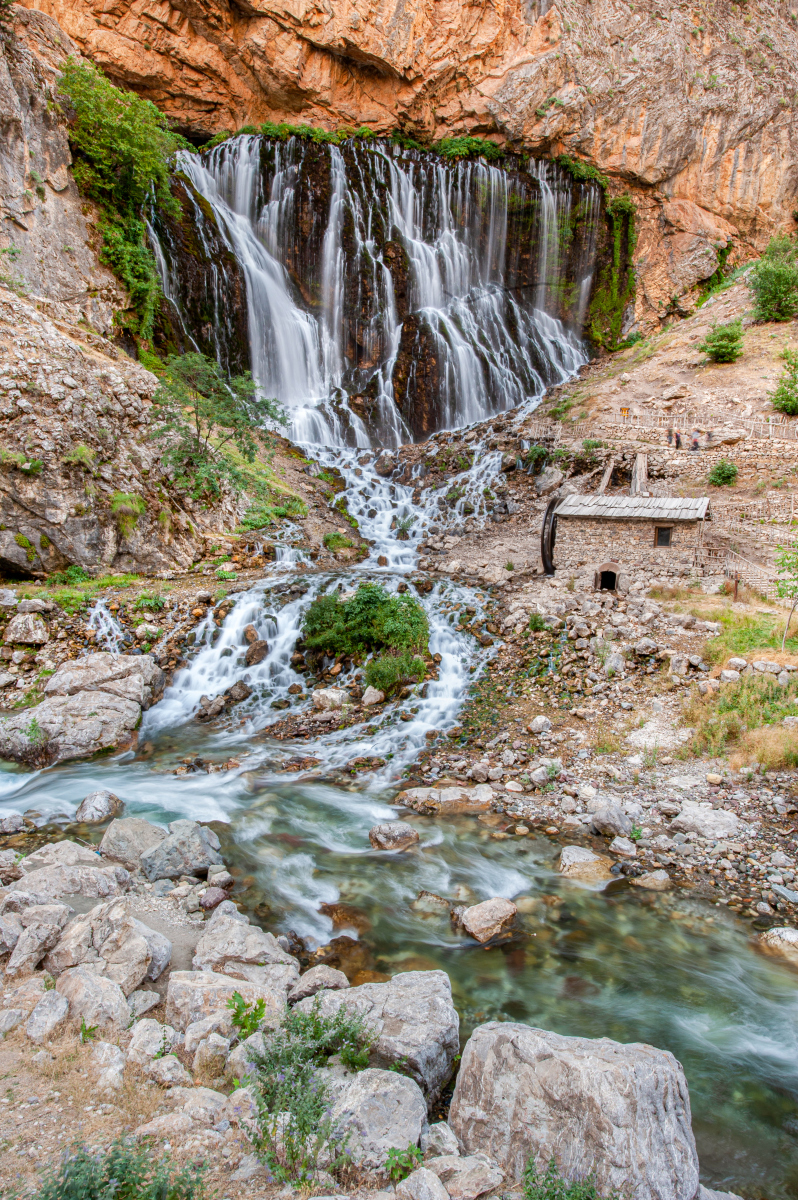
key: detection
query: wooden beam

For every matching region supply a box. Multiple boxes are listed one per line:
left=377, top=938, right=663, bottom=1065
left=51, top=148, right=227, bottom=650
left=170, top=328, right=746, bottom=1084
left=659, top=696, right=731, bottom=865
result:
left=596, top=457, right=615, bottom=495
left=630, top=452, right=648, bottom=496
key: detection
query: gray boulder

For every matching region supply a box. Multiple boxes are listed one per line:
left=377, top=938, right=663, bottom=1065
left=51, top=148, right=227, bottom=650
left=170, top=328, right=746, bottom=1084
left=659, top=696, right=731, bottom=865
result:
left=0, top=913, right=22, bottom=954
left=44, top=652, right=164, bottom=709
left=448, top=1022, right=699, bottom=1200
left=10, top=862, right=126, bottom=900
left=128, top=1018, right=177, bottom=1065
left=0, top=1008, right=25, bottom=1034
left=670, top=803, right=741, bottom=840
left=426, top=1154, right=504, bottom=1200
left=20, top=903, right=71, bottom=928
left=100, top=817, right=166, bottom=871
left=287, top=964, right=349, bottom=1004
left=421, top=1121, right=460, bottom=1159
left=140, top=819, right=223, bottom=880
left=26, top=990, right=69, bottom=1043
left=75, top=790, right=124, bottom=823
left=5, top=923, right=61, bottom=978
left=131, top=918, right=172, bottom=980
left=56, top=965, right=131, bottom=1030
left=192, top=1031, right=230, bottom=1077
left=191, top=914, right=296, bottom=973
left=589, top=805, right=633, bottom=838
left=43, top=898, right=152, bottom=995
left=369, top=822, right=420, bottom=851
left=166, top=970, right=286, bottom=1032
left=395, top=1168, right=450, bottom=1200
left=128, top=990, right=160, bottom=1018
left=4, top=612, right=49, bottom=644
left=0, top=691, right=142, bottom=767
left=330, top=1067, right=427, bottom=1168
left=294, top=969, right=459, bottom=1100
left=20, top=840, right=99, bottom=872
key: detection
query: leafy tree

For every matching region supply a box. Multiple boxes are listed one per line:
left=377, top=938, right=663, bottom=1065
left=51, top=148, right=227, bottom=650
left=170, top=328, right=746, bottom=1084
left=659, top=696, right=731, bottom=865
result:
left=150, top=352, right=283, bottom=499
left=749, top=235, right=798, bottom=322
left=698, top=318, right=744, bottom=362
left=57, top=59, right=189, bottom=339
left=707, top=458, right=738, bottom=486
left=770, top=348, right=798, bottom=416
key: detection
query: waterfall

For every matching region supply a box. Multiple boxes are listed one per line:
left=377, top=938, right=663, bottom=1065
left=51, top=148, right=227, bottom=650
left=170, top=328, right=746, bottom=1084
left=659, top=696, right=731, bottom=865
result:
left=152, top=138, right=601, bottom=448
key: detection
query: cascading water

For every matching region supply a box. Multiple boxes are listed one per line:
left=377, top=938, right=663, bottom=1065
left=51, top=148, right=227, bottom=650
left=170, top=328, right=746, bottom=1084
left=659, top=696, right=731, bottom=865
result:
left=152, top=136, right=598, bottom=447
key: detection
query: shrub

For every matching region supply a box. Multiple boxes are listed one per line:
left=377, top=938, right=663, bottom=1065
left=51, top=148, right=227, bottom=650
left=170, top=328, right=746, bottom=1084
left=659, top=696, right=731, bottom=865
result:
left=247, top=999, right=375, bottom=1182
left=770, top=348, right=798, bottom=416
left=21, top=1138, right=205, bottom=1200
left=385, top=1146, right=424, bottom=1182
left=523, top=445, right=549, bottom=473
left=523, top=1156, right=625, bottom=1200
left=323, top=532, right=353, bottom=552
left=63, top=442, right=96, bottom=470
left=227, top=989, right=266, bottom=1038
left=364, top=650, right=426, bottom=694
left=57, top=60, right=190, bottom=339
left=528, top=613, right=548, bottom=632
left=433, top=136, right=504, bottom=161
left=133, top=591, right=166, bottom=611
left=708, top=458, right=738, bottom=486
left=697, top=318, right=744, bottom=362
left=47, top=564, right=91, bottom=586
left=748, top=235, right=798, bottom=322
left=151, top=352, right=283, bottom=500
left=302, top=582, right=429, bottom=659
left=110, top=491, right=146, bottom=538
left=582, top=438, right=605, bottom=450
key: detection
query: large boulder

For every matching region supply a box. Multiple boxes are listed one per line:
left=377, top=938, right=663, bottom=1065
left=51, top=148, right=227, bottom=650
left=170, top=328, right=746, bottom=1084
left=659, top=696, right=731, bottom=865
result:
left=131, top=919, right=172, bottom=980
left=461, top=899, right=517, bottom=944
left=191, top=914, right=297, bottom=973
left=329, top=1068, right=428, bottom=1168
left=394, top=785, right=494, bottom=815
left=26, top=990, right=69, bottom=1043
left=100, top=817, right=166, bottom=871
left=448, top=1023, right=699, bottom=1200
left=558, top=846, right=613, bottom=882
left=4, top=923, right=61, bottom=978
left=4, top=612, right=49, bottom=644
left=140, top=819, right=223, bottom=880
left=589, top=806, right=633, bottom=838
left=128, top=1018, right=178, bottom=1065
left=670, top=803, right=741, bottom=840
left=287, top=964, right=349, bottom=1004
left=166, top=970, right=287, bottom=1032
left=43, top=898, right=154, bottom=995
left=75, top=790, right=124, bottom=823
left=56, top=965, right=131, bottom=1030
left=426, top=1154, right=504, bottom=1200
left=9, top=862, right=127, bottom=900
left=294, top=970, right=459, bottom=1100
left=44, top=652, right=164, bottom=709
left=0, top=691, right=142, bottom=767
left=395, top=1169, right=450, bottom=1200
left=20, top=840, right=100, bottom=872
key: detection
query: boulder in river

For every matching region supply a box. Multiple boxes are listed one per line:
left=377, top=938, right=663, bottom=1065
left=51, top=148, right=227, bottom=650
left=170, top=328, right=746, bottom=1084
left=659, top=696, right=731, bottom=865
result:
left=139, top=819, right=223, bottom=881
left=0, top=691, right=142, bottom=767
left=461, top=898, right=517, bottom=944
left=100, top=817, right=166, bottom=871
left=245, top=640, right=268, bottom=666
left=448, top=1022, right=699, bottom=1200
left=369, top=822, right=420, bottom=851
left=757, top=926, right=798, bottom=968
left=312, top=687, right=347, bottom=711
left=294, top=969, right=459, bottom=1100
left=558, top=845, right=613, bottom=882
left=75, top=789, right=123, bottom=823
left=394, top=785, right=494, bottom=815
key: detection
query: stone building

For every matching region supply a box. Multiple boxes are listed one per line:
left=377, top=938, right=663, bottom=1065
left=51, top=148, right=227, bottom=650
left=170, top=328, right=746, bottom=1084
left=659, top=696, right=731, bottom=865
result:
left=542, top=496, right=712, bottom=589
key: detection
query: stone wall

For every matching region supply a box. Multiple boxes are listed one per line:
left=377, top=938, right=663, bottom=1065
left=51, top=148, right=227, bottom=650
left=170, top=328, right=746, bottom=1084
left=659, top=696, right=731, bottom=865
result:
left=554, top=517, right=700, bottom=576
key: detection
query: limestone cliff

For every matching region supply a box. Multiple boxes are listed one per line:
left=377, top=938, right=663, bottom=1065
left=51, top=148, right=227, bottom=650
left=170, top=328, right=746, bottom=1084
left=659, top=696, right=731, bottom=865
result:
left=19, top=0, right=798, bottom=321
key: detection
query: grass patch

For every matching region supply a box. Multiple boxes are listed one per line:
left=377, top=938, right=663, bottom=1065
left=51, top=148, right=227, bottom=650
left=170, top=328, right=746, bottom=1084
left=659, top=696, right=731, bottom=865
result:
left=524, top=1156, right=624, bottom=1200
left=110, top=491, right=146, bottom=538
left=703, top=611, right=798, bottom=664
left=133, top=591, right=167, bottom=611
left=323, top=532, right=353, bottom=552
left=686, top=673, right=798, bottom=766
left=594, top=732, right=622, bottom=755
left=364, top=650, right=426, bottom=695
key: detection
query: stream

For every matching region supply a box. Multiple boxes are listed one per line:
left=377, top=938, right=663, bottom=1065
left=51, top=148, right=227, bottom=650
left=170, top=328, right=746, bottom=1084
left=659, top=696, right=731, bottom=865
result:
left=3, top=134, right=798, bottom=1197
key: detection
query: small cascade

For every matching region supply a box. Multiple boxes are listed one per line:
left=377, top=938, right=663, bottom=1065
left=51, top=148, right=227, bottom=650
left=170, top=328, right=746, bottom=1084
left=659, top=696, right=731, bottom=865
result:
left=86, top=600, right=125, bottom=655
left=153, top=138, right=601, bottom=448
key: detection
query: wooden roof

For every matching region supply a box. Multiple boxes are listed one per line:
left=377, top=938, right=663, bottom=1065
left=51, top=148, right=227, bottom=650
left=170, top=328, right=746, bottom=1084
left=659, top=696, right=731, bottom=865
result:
left=555, top=496, right=712, bottom=522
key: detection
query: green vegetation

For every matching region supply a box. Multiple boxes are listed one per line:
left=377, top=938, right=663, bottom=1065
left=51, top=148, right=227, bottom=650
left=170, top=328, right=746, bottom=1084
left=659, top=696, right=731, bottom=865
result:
left=433, top=136, right=504, bottom=161
left=18, top=1139, right=205, bottom=1200
left=582, top=438, right=606, bottom=450
left=14, top=533, right=35, bottom=563
left=588, top=195, right=637, bottom=350
left=364, top=650, right=426, bottom=694
left=524, top=1157, right=625, bottom=1200
left=527, top=613, right=548, bottom=633
left=323, top=532, right=353, bottom=552
left=704, top=611, right=798, bottom=664
left=523, top=445, right=549, bottom=472
left=63, top=442, right=97, bottom=470
left=227, top=990, right=266, bottom=1038
left=151, top=351, right=283, bottom=500
left=385, top=1146, right=424, bottom=1183
left=749, top=235, right=798, bottom=322
left=79, top=1016, right=98, bottom=1043
left=698, top=319, right=744, bottom=362
left=687, top=673, right=798, bottom=768
left=248, top=1000, right=375, bottom=1183
left=133, top=591, right=166, bottom=611
left=775, top=538, right=798, bottom=647
left=111, top=491, right=146, bottom=539
left=57, top=60, right=189, bottom=340
left=205, top=121, right=377, bottom=151
left=707, top=458, right=738, bottom=486
left=556, top=155, right=610, bottom=192
left=770, top=348, right=798, bottom=416
left=0, top=449, right=43, bottom=473
left=47, top=565, right=91, bottom=587
left=301, top=582, right=429, bottom=659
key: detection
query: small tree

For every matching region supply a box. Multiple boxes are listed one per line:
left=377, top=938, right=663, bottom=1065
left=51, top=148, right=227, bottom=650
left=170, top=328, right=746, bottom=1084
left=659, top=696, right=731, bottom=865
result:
left=749, top=235, right=798, bottom=322
left=708, top=459, right=738, bottom=486
left=697, top=319, right=744, bottom=362
left=770, top=348, right=798, bottom=416
left=151, top=352, right=283, bottom=499
left=775, top=538, right=798, bottom=649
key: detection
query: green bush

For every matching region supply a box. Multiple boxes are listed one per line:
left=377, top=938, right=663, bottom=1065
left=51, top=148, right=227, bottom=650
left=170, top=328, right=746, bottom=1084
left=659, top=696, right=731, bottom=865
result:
left=133, top=591, right=166, bottom=611
left=111, top=491, right=146, bottom=538
left=523, top=445, right=549, bottom=472
left=697, top=318, right=744, bottom=362
left=47, top=565, right=91, bottom=586
left=151, top=351, right=283, bottom=500
left=323, top=531, right=353, bottom=552
left=364, top=650, right=426, bottom=694
left=63, top=442, right=96, bottom=470
left=748, top=235, right=798, bottom=322
left=528, top=613, right=548, bottom=632
left=708, top=458, right=738, bottom=487
left=302, top=582, right=429, bottom=659
left=770, top=348, right=798, bottom=416
left=57, top=59, right=190, bottom=339
left=17, top=1138, right=205, bottom=1200
left=385, top=1146, right=424, bottom=1182
left=433, top=136, right=504, bottom=161
left=248, top=999, right=375, bottom=1182
left=524, top=1157, right=625, bottom=1200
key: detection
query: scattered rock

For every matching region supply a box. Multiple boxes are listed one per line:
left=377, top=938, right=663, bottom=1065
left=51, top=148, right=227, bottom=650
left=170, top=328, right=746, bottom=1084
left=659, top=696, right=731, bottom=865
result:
left=369, top=822, right=420, bottom=851
left=422, top=1121, right=460, bottom=1159
left=632, top=870, right=672, bottom=891
left=670, top=802, right=741, bottom=840
left=449, top=1022, right=699, bottom=1200
left=25, top=990, right=69, bottom=1043
left=396, top=1168, right=451, bottom=1200
left=12, top=863, right=126, bottom=900
left=0, top=1008, right=25, bottom=1034
left=0, top=691, right=142, bottom=767
left=166, top=970, right=287, bottom=1032
left=44, top=898, right=153, bottom=994
left=757, top=926, right=798, bottom=968
left=4, top=612, right=49, bottom=644
left=461, top=898, right=517, bottom=944
left=5, top=923, right=61, bottom=978
left=312, top=687, right=347, bottom=711
left=56, top=965, right=131, bottom=1030
left=528, top=716, right=552, bottom=734
left=362, top=686, right=385, bottom=706
left=426, top=1154, right=504, bottom=1200
left=589, top=806, right=632, bottom=838
left=192, top=914, right=297, bottom=974
left=128, top=990, right=161, bottom=1018
left=74, top=789, right=124, bottom=823
left=44, top=652, right=165, bottom=708
left=193, top=1031, right=230, bottom=1077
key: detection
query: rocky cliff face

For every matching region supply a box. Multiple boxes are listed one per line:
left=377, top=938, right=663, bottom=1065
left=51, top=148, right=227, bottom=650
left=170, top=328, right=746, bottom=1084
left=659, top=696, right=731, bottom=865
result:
left=19, top=0, right=798, bottom=321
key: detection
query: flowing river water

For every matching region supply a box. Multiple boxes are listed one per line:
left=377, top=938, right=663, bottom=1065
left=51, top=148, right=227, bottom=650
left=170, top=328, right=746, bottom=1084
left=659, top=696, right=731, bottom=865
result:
left=2, top=136, right=798, bottom=1196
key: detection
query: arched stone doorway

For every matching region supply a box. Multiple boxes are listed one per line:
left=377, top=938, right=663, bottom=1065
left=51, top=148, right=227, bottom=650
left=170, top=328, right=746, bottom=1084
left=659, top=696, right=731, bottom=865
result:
left=594, top=561, right=622, bottom=591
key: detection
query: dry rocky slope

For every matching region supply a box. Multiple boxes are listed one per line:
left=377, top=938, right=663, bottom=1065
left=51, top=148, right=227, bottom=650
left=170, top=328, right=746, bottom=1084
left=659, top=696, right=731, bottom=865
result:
left=17, top=0, right=798, bottom=322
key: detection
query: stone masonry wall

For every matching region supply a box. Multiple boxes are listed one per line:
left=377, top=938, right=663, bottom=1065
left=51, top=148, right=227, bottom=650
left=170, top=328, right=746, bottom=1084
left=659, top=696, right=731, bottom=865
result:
left=554, top=518, right=700, bottom=575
